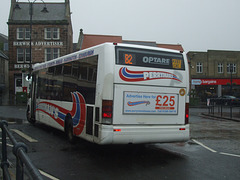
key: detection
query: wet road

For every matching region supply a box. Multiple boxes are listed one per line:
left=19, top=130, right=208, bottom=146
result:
left=1, top=107, right=240, bottom=180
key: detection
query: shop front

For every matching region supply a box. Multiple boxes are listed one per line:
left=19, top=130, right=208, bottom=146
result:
left=191, top=78, right=240, bottom=102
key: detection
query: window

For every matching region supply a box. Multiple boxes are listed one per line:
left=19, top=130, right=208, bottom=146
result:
left=196, top=62, right=203, bottom=73
left=17, top=28, right=30, bottom=40
left=53, top=28, right=60, bottom=39
left=17, top=48, right=31, bottom=63
left=45, top=48, right=60, bottom=61
left=44, top=28, right=60, bottom=40
left=17, top=48, right=24, bottom=62
left=25, top=28, right=30, bottom=40
left=25, top=48, right=31, bottom=62
left=227, top=63, right=236, bottom=74
left=45, top=48, right=52, bottom=61
left=17, top=28, right=24, bottom=39
left=218, top=63, right=223, bottom=73
left=4, top=43, right=8, bottom=51
left=45, top=28, right=52, bottom=39
left=53, top=48, right=60, bottom=59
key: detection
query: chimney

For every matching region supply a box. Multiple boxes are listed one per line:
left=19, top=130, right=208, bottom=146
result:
left=77, top=29, right=84, bottom=51
left=65, top=0, right=70, bottom=18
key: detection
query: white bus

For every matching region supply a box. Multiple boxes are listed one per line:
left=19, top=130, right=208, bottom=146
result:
left=27, top=43, right=190, bottom=144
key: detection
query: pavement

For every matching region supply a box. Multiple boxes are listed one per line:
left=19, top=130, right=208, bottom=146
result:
left=0, top=105, right=26, bottom=122
left=191, top=105, right=240, bottom=122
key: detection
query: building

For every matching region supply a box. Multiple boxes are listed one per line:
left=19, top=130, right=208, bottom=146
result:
left=0, top=33, right=9, bottom=54
left=76, top=29, right=184, bottom=52
left=0, top=50, right=9, bottom=105
left=188, top=50, right=240, bottom=102
left=8, top=0, right=73, bottom=104
left=0, top=33, right=9, bottom=105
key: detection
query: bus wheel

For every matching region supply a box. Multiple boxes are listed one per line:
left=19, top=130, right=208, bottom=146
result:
left=65, top=116, right=75, bottom=143
left=26, top=106, right=35, bottom=124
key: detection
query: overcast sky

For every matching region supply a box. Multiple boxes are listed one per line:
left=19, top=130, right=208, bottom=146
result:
left=1, top=0, right=240, bottom=52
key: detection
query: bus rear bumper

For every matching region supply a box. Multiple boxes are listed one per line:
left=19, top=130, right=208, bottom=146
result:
left=98, top=124, right=190, bottom=145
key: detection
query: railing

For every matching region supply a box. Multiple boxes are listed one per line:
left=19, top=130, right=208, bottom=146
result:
left=0, top=120, right=43, bottom=180
left=207, top=98, right=240, bottom=119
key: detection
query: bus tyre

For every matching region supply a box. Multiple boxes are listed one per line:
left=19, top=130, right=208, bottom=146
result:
left=26, top=106, right=35, bottom=124
left=65, top=117, right=75, bottom=143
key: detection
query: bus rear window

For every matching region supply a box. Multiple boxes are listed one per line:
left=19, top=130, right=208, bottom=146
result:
left=115, top=47, right=185, bottom=70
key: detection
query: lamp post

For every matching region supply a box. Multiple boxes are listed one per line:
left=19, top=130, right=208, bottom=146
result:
left=230, top=64, right=233, bottom=96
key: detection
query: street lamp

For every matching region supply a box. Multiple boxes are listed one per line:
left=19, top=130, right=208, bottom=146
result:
left=28, top=0, right=49, bottom=75
left=230, top=64, right=233, bottom=96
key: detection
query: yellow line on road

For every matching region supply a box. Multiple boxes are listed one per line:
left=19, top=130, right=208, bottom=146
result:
left=39, top=170, right=60, bottom=180
left=11, top=129, right=38, bottom=143
left=0, top=142, right=13, bottom=147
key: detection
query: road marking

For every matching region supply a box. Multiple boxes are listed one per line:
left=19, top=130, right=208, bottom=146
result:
left=11, top=129, right=38, bottom=143
left=192, top=139, right=217, bottom=153
left=220, top=152, right=240, bottom=158
left=39, top=170, right=60, bottom=180
left=0, top=142, right=13, bottom=147
left=192, top=139, right=240, bottom=158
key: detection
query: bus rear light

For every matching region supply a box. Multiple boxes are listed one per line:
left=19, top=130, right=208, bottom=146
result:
left=102, top=100, right=113, bottom=124
left=103, top=112, right=112, bottom=118
left=185, top=103, right=189, bottom=124
left=114, top=129, right=121, bottom=132
left=179, top=128, right=186, bottom=131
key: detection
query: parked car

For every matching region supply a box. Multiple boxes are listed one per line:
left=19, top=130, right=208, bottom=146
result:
left=214, top=95, right=240, bottom=105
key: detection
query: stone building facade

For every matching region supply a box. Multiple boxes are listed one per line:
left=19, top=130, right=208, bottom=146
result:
left=188, top=50, right=240, bottom=101
left=8, top=0, right=73, bottom=104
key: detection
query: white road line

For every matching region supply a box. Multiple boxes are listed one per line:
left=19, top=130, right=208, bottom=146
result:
left=0, top=142, right=13, bottom=147
left=39, top=170, right=60, bottom=180
left=220, top=152, right=240, bottom=158
left=192, top=139, right=217, bottom=153
left=11, top=129, right=38, bottom=143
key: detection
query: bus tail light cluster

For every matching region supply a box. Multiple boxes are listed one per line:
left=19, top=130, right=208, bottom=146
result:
left=185, top=103, right=189, bottom=124
left=102, top=100, right=113, bottom=124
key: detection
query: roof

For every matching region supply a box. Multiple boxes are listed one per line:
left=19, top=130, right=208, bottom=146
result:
left=0, top=33, right=8, bottom=43
left=157, top=44, right=184, bottom=52
left=81, top=34, right=122, bottom=50
left=0, top=50, right=8, bottom=60
left=8, top=2, right=69, bottom=24
left=77, top=30, right=184, bottom=52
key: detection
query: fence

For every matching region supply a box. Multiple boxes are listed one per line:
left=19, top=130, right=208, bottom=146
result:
left=207, top=98, right=240, bottom=119
left=0, top=120, right=43, bottom=180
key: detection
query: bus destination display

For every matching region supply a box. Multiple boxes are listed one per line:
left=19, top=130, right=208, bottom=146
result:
left=116, top=47, right=185, bottom=70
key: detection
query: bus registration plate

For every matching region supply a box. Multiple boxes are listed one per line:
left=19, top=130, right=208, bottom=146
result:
left=123, top=91, right=178, bottom=115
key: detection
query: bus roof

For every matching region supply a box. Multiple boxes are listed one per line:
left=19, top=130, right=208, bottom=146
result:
left=32, top=42, right=183, bottom=72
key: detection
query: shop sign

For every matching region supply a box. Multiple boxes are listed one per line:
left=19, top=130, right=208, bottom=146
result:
left=192, top=78, right=240, bottom=85
left=13, top=41, right=63, bottom=46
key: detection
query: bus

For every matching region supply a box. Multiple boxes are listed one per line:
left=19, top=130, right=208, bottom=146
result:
left=27, top=42, right=190, bottom=144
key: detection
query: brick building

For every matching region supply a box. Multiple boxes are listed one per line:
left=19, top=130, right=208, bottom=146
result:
left=188, top=50, right=240, bottom=101
left=8, top=0, right=73, bottom=103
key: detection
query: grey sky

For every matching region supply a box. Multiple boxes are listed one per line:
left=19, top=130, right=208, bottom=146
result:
left=1, top=0, right=240, bottom=52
